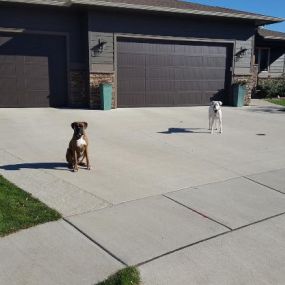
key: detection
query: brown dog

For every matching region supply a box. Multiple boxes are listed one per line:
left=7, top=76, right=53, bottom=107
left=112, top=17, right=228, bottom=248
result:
left=66, top=122, right=91, bottom=172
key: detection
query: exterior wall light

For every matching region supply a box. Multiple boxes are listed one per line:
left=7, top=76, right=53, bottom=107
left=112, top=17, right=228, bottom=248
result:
left=91, top=39, right=107, bottom=56
left=235, top=47, right=248, bottom=61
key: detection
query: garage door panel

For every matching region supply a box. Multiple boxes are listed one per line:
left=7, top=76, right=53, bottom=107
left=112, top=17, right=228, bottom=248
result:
left=0, top=78, right=17, bottom=91
left=203, top=45, right=227, bottom=55
left=175, top=44, right=203, bottom=55
left=174, top=91, right=204, bottom=105
left=0, top=33, right=67, bottom=107
left=205, top=90, right=224, bottom=101
left=118, top=79, right=145, bottom=92
left=146, top=67, right=175, bottom=80
left=117, top=41, right=141, bottom=53
left=24, top=63, right=49, bottom=78
left=118, top=92, right=145, bottom=107
left=175, top=81, right=205, bottom=91
left=204, top=57, right=227, bottom=67
left=205, top=69, right=226, bottom=80
left=173, top=55, right=204, bottom=67
left=0, top=63, right=16, bottom=75
left=147, top=42, right=175, bottom=55
left=0, top=54, right=17, bottom=63
left=201, top=93, right=215, bottom=104
left=175, top=68, right=208, bottom=80
left=146, top=91, right=173, bottom=106
left=146, top=80, right=175, bottom=91
left=24, top=56, right=48, bottom=64
left=206, top=80, right=225, bottom=89
left=25, top=78, right=49, bottom=91
left=117, top=53, right=145, bottom=66
left=118, top=67, right=145, bottom=79
left=117, top=39, right=232, bottom=107
left=146, top=55, right=175, bottom=67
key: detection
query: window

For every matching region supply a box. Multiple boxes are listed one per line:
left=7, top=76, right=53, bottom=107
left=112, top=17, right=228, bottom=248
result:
left=255, top=48, right=270, bottom=72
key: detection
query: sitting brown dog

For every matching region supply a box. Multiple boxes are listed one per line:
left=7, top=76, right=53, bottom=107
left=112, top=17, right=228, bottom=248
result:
left=66, top=121, right=91, bottom=172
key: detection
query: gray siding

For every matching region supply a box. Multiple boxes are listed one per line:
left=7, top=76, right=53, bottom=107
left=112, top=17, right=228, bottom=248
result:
left=269, top=48, right=285, bottom=77
left=234, top=38, right=254, bottom=75
left=89, top=32, right=114, bottom=72
left=0, top=5, right=88, bottom=68
left=88, top=9, right=255, bottom=74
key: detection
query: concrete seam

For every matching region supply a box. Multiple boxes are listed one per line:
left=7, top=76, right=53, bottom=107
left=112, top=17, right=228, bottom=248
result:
left=136, top=211, right=285, bottom=267
left=163, top=195, right=233, bottom=231
left=63, top=218, right=128, bottom=266
left=243, top=176, right=285, bottom=195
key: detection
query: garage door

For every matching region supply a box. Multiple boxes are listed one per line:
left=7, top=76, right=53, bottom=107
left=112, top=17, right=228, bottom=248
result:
left=0, top=33, right=67, bottom=107
left=117, top=39, right=232, bottom=107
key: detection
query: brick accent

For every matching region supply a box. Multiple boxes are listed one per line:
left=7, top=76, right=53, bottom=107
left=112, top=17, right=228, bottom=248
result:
left=70, top=70, right=88, bottom=107
left=90, top=73, right=115, bottom=109
left=233, top=66, right=258, bottom=106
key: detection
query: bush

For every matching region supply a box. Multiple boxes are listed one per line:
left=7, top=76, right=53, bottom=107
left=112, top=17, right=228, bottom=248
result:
left=257, top=77, right=285, bottom=98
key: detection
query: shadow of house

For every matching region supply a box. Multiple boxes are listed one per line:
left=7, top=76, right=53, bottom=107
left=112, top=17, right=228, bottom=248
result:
left=245, top=106, right=285, bottom=114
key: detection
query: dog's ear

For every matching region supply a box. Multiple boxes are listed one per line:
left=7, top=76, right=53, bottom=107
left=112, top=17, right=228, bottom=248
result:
left=219, top=101, right=223, bottom=106
left=71, top=122, right=76, bottom=129
left=83, top=122, right=88, bottom=129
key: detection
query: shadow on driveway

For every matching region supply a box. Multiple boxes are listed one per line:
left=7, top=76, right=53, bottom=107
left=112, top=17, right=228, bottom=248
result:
left=246, top=106, right=285, bottom=114
left=0, top=162, right=67, bottom=171
left=158, top=128, right=210, bottom=134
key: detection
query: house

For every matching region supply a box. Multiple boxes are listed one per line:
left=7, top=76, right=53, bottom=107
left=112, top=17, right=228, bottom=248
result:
left=255, top=28, right=285, bottom=79
left=0, top=0, right=283, bottom=108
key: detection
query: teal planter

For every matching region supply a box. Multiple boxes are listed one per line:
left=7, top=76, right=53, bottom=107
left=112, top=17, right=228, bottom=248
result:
left=100, top=83, right=112, bottom=110
left=232, top=84, right=246, bottom=107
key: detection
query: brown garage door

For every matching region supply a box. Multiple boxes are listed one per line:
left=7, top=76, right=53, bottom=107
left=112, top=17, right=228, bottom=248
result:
left=0, top=33, right=67, bottom=107
left=117, top=39, right=232, bottom=107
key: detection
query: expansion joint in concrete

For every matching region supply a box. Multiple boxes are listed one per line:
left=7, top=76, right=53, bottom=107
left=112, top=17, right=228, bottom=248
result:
left=63, top=218, right=128, bottom=267
left=163, top=195, right=233, bottom=231
left=243, top=176, right=285, bottom=195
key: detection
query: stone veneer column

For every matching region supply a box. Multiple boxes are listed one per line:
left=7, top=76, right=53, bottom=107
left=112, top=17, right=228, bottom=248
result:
left=233, top=68, right=258, bottom=106
left=70, top=70, right=89, bottom=108
left=89, top=73, right=115, bottom=109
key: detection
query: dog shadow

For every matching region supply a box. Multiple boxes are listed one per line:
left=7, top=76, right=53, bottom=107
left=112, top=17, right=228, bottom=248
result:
left=0, top=162, right=68, bottom=171
left=158, top=128, right=210, bottom=134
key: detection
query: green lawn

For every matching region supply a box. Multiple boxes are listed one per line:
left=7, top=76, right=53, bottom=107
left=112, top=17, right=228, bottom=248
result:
left=97, top=267, right=141, bottom=285
left=0, top=175, right=61, bottom=237
left=267, top=98, right=285, bottom=107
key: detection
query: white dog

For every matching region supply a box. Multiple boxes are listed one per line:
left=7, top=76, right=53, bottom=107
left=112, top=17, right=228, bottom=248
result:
left=209, top=101, right=223, bottom=134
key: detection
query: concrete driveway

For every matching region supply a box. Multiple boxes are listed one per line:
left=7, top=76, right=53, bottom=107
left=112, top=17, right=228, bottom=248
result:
left=0, top=100, right=285, bottom=284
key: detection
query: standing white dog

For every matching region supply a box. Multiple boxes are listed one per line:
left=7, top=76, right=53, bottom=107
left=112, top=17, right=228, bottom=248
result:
left=209, top=101, right=223, bottom=134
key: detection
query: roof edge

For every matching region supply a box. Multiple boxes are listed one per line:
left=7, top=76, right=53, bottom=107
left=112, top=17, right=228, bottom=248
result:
left=257, top=29, right=285, bottom=41
left=0, top=0, right=283, bottom=24
left=72, top=0, right=284, bottom=24
left=0, top=0, right=71, bottom=6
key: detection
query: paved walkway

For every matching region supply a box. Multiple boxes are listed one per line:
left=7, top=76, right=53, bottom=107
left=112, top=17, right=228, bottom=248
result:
left=0, top=100, right=285, bottom=284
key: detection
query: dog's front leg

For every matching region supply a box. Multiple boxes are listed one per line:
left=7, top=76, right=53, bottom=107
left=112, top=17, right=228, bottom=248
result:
left=73, top=150, right=78, bottom=172
left=210, top=118, right=214, bottom=134
left=208, top=114, right=211, bottom=130
left=219, top=117, right=223, bottom=134
left=85, top=149, right=91, bottom=170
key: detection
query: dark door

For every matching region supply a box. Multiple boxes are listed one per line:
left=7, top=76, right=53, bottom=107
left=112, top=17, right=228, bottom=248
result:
left=0, top=33, right=67, bottom=107
left=117, top=39, right=232, bottom=107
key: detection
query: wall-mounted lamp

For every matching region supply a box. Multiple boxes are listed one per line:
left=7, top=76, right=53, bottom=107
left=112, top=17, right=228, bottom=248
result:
left=91, top=39, right=107, bottom=56
left=235, top=47, right=248, bottom=61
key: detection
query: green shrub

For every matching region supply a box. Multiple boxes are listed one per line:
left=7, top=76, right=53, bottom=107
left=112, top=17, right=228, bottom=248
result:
left=257, top=77, right=285, bottom=98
